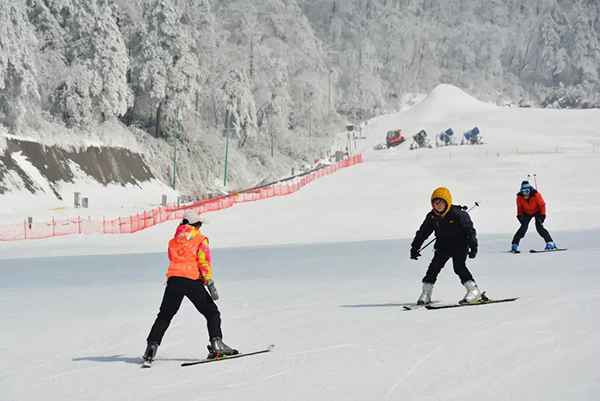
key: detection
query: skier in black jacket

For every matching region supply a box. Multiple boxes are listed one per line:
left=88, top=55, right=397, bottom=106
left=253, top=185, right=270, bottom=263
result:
left=410, top=187, right=482, bottom=304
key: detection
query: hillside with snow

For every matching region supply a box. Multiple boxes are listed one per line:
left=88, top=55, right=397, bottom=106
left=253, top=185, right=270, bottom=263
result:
left=1, top=85, right=599, bottom=401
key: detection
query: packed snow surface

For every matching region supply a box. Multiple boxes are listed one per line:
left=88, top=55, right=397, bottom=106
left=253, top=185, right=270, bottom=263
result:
left=1, top=85, right=599, bottom=400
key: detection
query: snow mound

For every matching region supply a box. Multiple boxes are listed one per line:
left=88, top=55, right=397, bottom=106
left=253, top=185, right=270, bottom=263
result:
left=402, top=84, right=494, bottom=123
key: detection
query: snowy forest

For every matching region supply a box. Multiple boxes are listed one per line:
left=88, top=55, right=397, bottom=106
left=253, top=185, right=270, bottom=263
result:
left=2, top=0, right=600, bottom=195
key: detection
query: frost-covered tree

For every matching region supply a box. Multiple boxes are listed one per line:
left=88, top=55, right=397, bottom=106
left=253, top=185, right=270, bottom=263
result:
left=130, top=0, right=200, bottom=137
left=178, top=0, right=217, bottom=121
left=539, top=5, right=570, bottom=84
left=49, top=1, right=132, bottom=126
left=570, top=11, right=600, bottom=85
left=88, top=2, right=133, bottom=121
left=222, top=68, right=257, bottom=148
left=0, top=2, right=39, bottom=129
left=255, top=57, right=289, bottom=137
left=339, top=40, right=385, bottom=119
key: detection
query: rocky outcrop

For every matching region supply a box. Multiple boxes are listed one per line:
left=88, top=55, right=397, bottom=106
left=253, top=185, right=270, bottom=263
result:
left=0, top=138, right=155, bottom=199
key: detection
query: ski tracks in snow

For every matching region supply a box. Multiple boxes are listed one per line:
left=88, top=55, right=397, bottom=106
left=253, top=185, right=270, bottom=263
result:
left=384, top=299, right=525, bottom=400
left=230, top=301, right=326, bottom=320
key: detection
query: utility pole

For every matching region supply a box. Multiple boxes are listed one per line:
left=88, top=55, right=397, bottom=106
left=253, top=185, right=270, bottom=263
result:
left=308, top=91, right=313, bottom=139
left=270, top=93, right=276, bottom=158
left=530, top=79, right=534, bottom=104
left=328, top=71, right=331, bottom=116
left=224, top=111, right=230, bottom=187
left=172, top=106, right=179, bottom=189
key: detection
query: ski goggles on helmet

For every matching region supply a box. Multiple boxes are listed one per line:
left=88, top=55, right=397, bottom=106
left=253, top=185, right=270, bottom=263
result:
left=520, top=188, right=530, bottom=195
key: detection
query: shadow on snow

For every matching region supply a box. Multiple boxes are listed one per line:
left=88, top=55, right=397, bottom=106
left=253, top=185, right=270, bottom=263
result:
left=72, top=355, right=197, bottom=364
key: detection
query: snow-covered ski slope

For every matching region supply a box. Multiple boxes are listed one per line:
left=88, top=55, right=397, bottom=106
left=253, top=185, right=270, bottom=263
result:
left=1, top=85, right=600, bottom=401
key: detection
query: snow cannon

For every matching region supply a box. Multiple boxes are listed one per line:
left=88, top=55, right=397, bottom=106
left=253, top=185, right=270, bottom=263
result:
left=461, top=127, right=483, bottom=145
left=385, top=129, right=406, bottom=148
left=436, top=128, right=456, bottom=147
left=409, top=129, right=432, bottom=150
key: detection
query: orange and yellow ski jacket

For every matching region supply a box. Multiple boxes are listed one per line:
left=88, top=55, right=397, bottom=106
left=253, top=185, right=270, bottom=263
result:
left=166, top=224, right=212, bottom=282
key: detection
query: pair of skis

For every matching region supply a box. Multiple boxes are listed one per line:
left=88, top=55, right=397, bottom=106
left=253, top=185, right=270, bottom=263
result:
left=403, top=293, right=518, bottom=311
left=145, top=292, right=519, bottom=368
left=142, top=344, right=275, bottom=368
left=511, top=248, right=567, bottom=254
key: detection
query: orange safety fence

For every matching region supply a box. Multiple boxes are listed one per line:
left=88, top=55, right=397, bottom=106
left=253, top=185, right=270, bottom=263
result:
left=0, top=154, right=363, bottom=241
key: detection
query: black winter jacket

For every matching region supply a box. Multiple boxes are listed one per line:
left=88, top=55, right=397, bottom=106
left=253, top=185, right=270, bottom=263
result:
left=411, top=205, right=478, bottom=252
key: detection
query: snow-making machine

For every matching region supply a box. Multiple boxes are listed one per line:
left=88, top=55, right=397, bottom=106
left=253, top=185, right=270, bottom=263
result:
left=409, top=130, right=433, bottom=150
left=436, top=128, right=457, bottom=147
left=461, top=127, right=483, bottom=145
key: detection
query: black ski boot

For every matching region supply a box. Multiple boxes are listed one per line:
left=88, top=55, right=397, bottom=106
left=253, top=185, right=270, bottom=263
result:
left=143, top=341, right=158, bottom=362
left=207, top=337, right=238, bottom=358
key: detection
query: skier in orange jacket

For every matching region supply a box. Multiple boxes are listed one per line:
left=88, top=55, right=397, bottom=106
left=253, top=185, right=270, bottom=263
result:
left=510, top=181, right=555, bottom=252
left=143, top=210, right=237, bottom=364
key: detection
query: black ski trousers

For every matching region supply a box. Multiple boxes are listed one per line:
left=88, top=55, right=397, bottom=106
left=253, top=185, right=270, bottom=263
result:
left=511, top=213, right=553, bottom=245
left=147, top=276, right=222, bottom=345
left=422, top=247, right=474, bottom=285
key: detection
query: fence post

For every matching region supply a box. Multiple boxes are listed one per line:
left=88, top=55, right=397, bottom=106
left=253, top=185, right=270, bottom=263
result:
left=52, top=217, right=55, bottom=236
left=24, top=220, right=27, bottom=239
left=78, top=216, right=81, bottom=234
left=103, top=215, right=106, bottom=234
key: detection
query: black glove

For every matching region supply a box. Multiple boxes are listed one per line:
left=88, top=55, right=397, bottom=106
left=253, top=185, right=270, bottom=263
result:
left=517, top=215, right=523, bottom=223
left=539, top=214, right=546, bottom=223
left=410, top=247, right=421, bottom=260
left=205, top=279, right=219, bottom=301
left=468, top=248, right=478, bottom=259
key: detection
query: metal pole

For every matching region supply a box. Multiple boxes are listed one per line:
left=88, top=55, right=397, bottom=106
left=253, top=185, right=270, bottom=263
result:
left=270, top=94, right=276, bottom=158
left=328, top=72, right=331, bottom=116
left=308, top=92, right=312, bottom=139
left=224, top=111, right=230, bottom=187
left=530, top=77, right=533, bottom=103
left=172, top=106, right=179, bottom=189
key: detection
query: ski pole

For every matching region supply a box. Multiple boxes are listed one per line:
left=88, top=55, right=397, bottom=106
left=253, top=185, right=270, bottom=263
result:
left=534, top=173, right=538, bottom=189
left=417, top=238, right=436, bottom=253
left=417, top=201, right=481, bottom=253
left=466, top=201, right=481, bottom=213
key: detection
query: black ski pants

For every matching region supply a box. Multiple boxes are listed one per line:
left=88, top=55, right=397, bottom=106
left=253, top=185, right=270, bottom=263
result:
left=511, top=213, right=553, bottom=245
left=147, top=276, right=222, bottom=345
left=422, top=247, right=474, bottom=285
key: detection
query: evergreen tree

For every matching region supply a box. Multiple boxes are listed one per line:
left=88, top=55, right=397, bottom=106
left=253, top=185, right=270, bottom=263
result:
left=49, top=1, right=132, bottom=126
left=130, top=0, right=200, bottom=137
left=0, top=2, right=40, bottom=129
left=222, top=68, right=257, bottom=148
left=571, top=11, right=600, bottom=85
left=539, top=5, right=570, bottom=84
